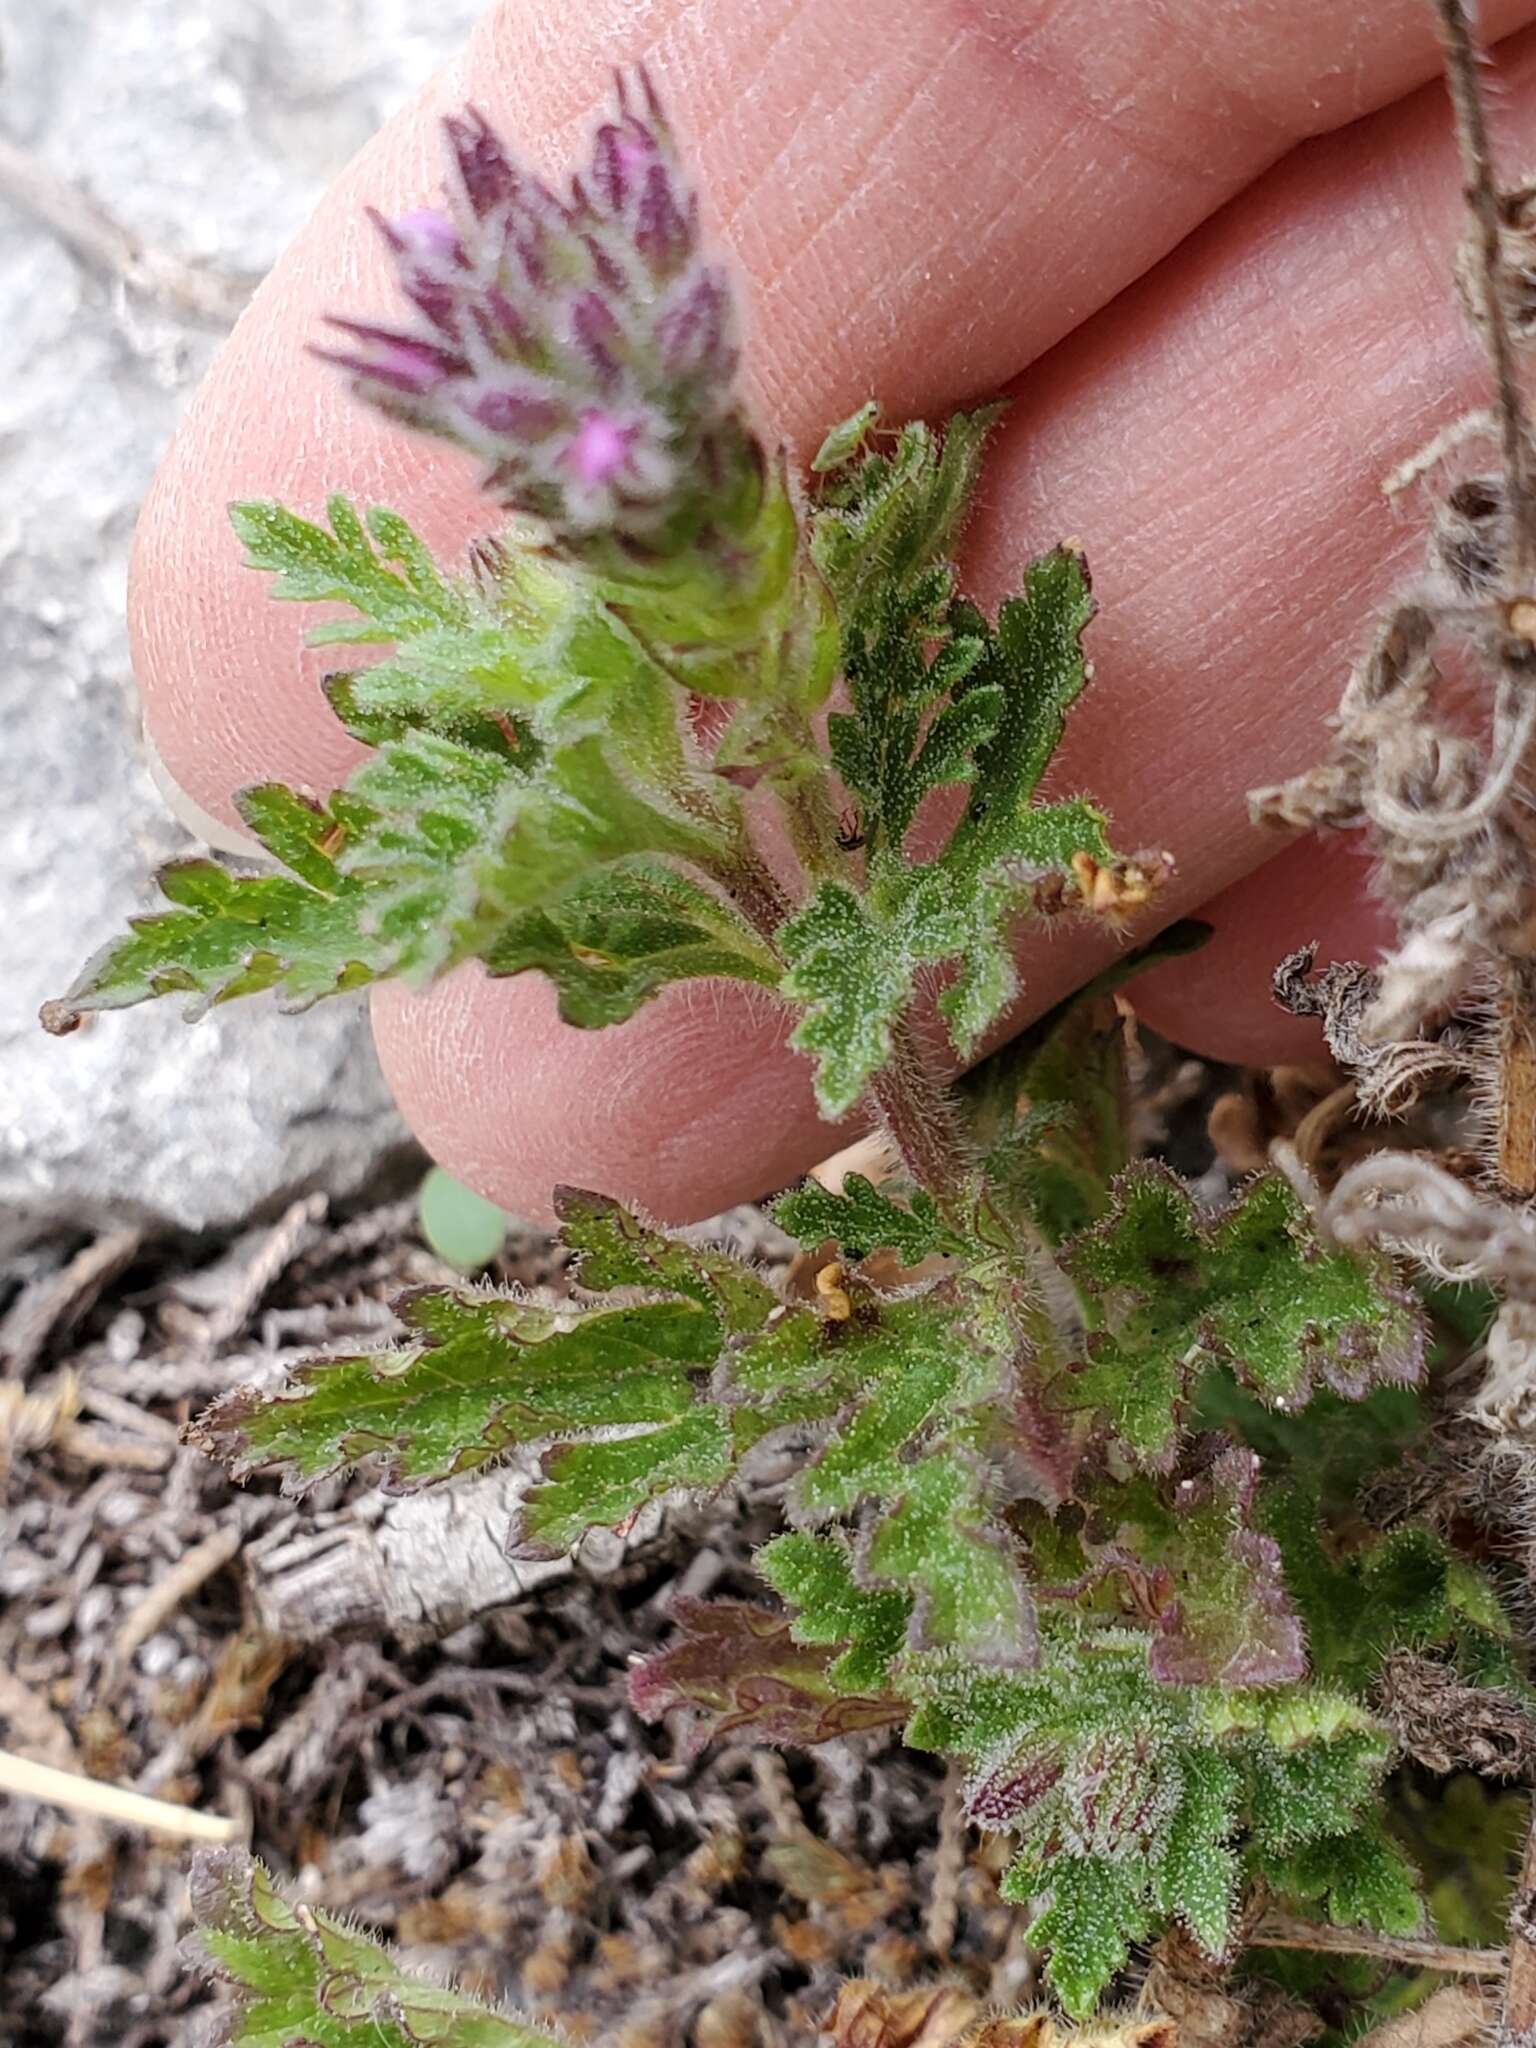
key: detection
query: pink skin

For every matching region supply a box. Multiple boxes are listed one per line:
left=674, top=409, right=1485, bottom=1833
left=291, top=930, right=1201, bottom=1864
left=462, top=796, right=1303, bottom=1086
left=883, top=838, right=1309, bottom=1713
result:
left=130, top=0, right=1536, bottom=1224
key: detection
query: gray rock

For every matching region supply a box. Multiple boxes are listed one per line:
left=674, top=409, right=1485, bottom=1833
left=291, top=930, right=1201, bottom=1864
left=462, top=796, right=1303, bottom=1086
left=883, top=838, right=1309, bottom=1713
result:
left=0, top=0, right=483, bottom=1251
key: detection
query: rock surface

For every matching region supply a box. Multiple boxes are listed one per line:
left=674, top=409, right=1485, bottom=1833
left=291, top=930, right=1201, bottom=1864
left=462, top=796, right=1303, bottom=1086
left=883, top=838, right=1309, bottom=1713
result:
left=0, top=0, right=483, bottom=1250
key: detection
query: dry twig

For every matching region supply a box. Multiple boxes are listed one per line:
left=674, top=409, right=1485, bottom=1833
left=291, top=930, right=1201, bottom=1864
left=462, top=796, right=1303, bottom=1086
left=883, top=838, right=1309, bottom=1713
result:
left=0, top=1749, right=239, bottom=1844
left=106, top=1523, right=243, bottom=1688
left=0, top=1228, right=143, bottom=1374
left=924, top=1767, right=965, bottom=1961
left=0, top=133, right=255, bottom=325
left=1355, top=1987, right=1496, bottom=2048
left=1251, top=1910, right=1505, bottom=1977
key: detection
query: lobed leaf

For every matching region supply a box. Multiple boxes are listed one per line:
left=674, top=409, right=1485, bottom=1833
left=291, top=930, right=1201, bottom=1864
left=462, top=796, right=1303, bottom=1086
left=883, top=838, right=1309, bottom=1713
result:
left=1085, top=1442, right=1307, bottom=1689
left=555, top=1185, right=779, bottom=1334
left=1062, top=1165, right=1426, bottom=1463
left=190, top=1847, right=559, bottom=2047
left=862, top=1448, right=1037, bottom=1665
left=1019, top=1856, right=1153, bottom=2021
left=779, top=858, right=1028, bottom=1119
left=941, top=551, right=1099, bottom=882
left=48, top=498, right=768, bottom=1035
left=772, top=1172, right=956, bottom=1264
left=1258, top=1822, right=1423, bottom=1937
left=1260, top=1484, right=1511, bottom=1695
left=810, top=404, right=1005, bottom=622
left=190, top=1287, right=722, bottom=1493
left=724, top=1287, right=1038, bottom=1665
left=627, top=1596, right=908, bottom=1750
left=230, top=496, right=467, bottom=646
left=1154, top=1750, right=1241, bottom=1958
left=777, top=545, right=1130, bottom=1118
left=520, top=1411, right=731, bottom=1554
left=483, top=858, right=780, bottom=1029
left=907, top=1633, right=1411, bottom=2019
left=755, top=1530, right=912, bottom=1692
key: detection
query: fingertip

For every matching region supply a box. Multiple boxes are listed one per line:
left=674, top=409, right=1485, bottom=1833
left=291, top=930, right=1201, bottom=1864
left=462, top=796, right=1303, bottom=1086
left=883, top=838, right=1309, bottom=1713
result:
left=368, top=965, right=843, bottom=1224
left=1127, top=832, right=1396, bottom=1067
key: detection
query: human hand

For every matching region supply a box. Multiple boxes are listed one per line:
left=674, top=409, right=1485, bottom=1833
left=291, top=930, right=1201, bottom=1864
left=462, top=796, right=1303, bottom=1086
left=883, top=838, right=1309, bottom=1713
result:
left=129, top=0, right=1536, bottom=1221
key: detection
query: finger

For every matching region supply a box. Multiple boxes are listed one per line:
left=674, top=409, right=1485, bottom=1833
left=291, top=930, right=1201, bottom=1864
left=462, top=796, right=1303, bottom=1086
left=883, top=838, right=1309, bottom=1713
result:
left=372, top=834, right=1394, bottom=1227
left=370, top=37, right=1532, bottom=1220
left=130, top=0, right=1536, bottom=828
left=1126, top=835, right=1397, bottom=1070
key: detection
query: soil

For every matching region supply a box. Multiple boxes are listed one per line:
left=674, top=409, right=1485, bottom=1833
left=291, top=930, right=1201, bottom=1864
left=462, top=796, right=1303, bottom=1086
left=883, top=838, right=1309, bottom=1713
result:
left=0, top=1030, right=1255, bottom=2046
left=0, top=1171, right=1046, bottom=2047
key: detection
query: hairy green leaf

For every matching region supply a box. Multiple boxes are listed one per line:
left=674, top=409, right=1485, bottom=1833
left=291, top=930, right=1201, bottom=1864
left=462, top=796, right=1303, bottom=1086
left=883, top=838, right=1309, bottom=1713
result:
left=1083, top=1443, right=1306, bottom=1689
left=810, top=404, right=1005, bottom=621
left=778, top=871, right=970, bottom=1117
left=1261, top=1823, right=1423, bottom=1937
left=231, top=496, right=466, bottom=647
left=1062, top=1165, right=1426, bottom=1463
left=1156, top=1750, right=1241, bottom=1958
left=1015, top=1855, right=1153, bottom=2020
left=190, top=1848, right=559, bottom=2047
left=729, top=1287, right=1037, bottom=1665
left=48, top=499, right=768, bottom=1033
left=942, top=550, right=1098, bottom=880
left=483, top=858, right=780, bottom=1029
left=522, top=1411, right=732, bottom=1553
left=190, top=1287, right=722, bottom=1493
left=906, top=1631, right=1412, bottom=2018
left=772, top=1172, right=955, bottom=1263
left=555, top=1186, right=779, bottom=1334
left=777, top=546, right=1128, bottom=1117
left=755, top=1530, right=913, bottom=1692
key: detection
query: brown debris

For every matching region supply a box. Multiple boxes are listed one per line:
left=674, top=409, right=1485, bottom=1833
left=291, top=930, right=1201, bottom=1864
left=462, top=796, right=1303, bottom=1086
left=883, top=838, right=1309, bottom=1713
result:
left=821, top=1982, right=1179, bottom=2047
left=0, top=1185, right=1019, bottom=2046
left=1378, top=1651, right=1536, bottom=1777
left=1354, top=1987, right=1494, bottom=2048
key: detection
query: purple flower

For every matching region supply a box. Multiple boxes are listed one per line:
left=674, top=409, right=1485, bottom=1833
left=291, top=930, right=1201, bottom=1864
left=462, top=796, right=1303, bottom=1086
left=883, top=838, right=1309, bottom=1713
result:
left=318, top=68, right=751, bottom=551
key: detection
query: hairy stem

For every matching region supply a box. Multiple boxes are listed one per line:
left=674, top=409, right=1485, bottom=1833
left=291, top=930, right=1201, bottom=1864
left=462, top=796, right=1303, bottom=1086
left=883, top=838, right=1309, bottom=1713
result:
left=1435, top=0, right=1536, bottom=1196
left=775, top=764, right=851, bottom=886
left=711, top=839, right=794, bottom=949
left=1251, top=1911, right=1506, bottom=1978
left=869, top=1009, right=973, bottom=1207
left=1434, top=0, right=1536, bottom=576
left=1499, top=958, right=1536, bottom=1194
left=1501, top=1802, right=1536, bottom=2039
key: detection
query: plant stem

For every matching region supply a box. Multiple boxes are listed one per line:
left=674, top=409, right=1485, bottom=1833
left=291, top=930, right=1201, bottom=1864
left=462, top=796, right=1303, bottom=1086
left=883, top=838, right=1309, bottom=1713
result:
left=713, top=838, right=793, bottom=950
left=1251, top=1910, right=1505, bottom=1978
left=1434, top=0, right=1536, bottom=1197
left=1499, top=959, right=1536, bottom=1195
left=1501, top=1801, right=1536, bottom=2039
left=1434, top=0, right=1536, bottom=576
left=869, top=1009, right=973, bottom=1207
left=773, top=762, right=851, bottom=888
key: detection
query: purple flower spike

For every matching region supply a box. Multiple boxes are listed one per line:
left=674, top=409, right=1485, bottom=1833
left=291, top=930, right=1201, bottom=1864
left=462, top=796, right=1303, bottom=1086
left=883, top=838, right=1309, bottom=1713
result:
left=570, top=410, right=634, bottom=485
left=317, top=320, right=466, bottom=397
left=324, top=70, right=754, bottom=550
left=570, top=291, right=625, bottom=386
left=443, top=108, right=519, bottom=218
left=388, top=209, right=462, bottom=259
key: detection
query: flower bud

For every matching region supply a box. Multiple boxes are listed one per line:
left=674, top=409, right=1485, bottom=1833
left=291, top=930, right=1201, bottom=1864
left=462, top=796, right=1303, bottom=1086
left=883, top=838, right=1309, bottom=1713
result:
left=319, top=68, right=755, bottom=555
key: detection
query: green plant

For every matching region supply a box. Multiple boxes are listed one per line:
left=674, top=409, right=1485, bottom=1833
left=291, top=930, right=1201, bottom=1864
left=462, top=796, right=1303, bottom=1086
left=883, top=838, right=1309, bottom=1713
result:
left=49, top=16, right=1536, bottom=2043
